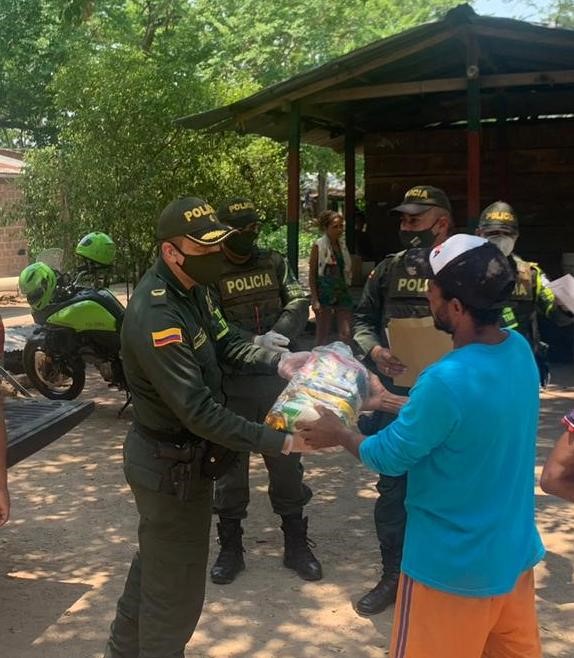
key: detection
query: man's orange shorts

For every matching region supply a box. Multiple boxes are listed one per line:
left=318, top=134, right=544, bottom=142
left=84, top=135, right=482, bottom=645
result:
left=390, top=570, right=541, bottom=658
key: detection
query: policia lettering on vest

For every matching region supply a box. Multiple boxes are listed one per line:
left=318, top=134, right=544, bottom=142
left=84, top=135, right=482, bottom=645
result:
left=208, top=196, right=321, bottom=587
left=353, top=185, right=454, bottom=617
left=396, top=277, right=430, bottom=294
left=476, top=201, right=574, bottom=386
left=222, top=271, right=275, bottom=297
left=103, top=197, right=309, bottom=658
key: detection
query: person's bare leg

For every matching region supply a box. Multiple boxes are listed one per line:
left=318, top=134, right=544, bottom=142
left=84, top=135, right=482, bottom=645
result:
left=315, top=307, right=333, bottom=345
left=336, top=308, right=353, bottom=345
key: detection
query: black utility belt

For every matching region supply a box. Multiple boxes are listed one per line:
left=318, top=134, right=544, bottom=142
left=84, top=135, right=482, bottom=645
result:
left=133, top=420, right=200, bottom=446
left=133, top=421, right=239, bottom=484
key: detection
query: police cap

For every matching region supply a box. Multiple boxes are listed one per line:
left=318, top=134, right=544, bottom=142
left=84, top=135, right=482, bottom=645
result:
left=157, top=197, right=237, bottom=245
left=392, top=185, right=452, bottom=215
left=217, top=197, right=259, bottom=229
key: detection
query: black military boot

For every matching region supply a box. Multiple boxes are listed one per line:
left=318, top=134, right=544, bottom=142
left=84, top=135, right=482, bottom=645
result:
left=281, top=514, right=323, bottom=581
left=210, top=518, right=245, bottom=584
left=355, top=549, right=401, bottom=616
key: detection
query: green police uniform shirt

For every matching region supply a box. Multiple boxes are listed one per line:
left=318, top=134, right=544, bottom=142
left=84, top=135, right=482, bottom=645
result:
left=214, top=248, right=309, bottom=340
left=120, top=258, right=286, bottom=455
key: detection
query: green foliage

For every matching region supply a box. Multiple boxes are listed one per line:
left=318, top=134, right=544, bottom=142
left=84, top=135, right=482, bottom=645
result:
left=258, top=223, right=316, bottom=259
left=543, top=0, right=574, bottom=26
left=6, top=0, right=461, bottom=281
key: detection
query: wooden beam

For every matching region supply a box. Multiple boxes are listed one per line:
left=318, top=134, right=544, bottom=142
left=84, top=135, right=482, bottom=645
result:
left=466, top=31, right=481, bottom=228
left=475, top=25, right=574, bottom=49
left=310, top=69, right=574, bottom=103
left=359, top=88, right=574, bottom=132
left=287, top=104, right=301, bottom=277
left=344, top=122, right=356, bottom=254
left=495, top=93, right=510, bottom=200
left=230, top=27, right=462, bottom=125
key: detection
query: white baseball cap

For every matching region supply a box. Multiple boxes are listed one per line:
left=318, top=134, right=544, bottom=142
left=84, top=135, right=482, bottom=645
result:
left=407, top=234, right=516, bottom=309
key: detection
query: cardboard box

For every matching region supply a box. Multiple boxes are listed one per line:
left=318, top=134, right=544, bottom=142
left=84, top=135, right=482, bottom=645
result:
left=387, top=316, right=453, bottom=388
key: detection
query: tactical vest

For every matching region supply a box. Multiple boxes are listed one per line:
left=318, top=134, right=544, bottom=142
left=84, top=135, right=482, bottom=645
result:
left=217, top=251, right=282, bottom=334
left=373, top=252, right=434, bottom=397
left=383, top=252, right=432, bottom=323
left=501, top=256, right=536, bottom=345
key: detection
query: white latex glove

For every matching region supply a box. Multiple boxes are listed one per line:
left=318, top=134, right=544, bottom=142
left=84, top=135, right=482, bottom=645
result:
left=277, top=351, right=312, bottom=380
left=253, top=330, right=291, bottom=353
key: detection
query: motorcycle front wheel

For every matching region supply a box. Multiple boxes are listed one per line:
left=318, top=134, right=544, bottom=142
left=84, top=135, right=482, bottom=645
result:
left=23, top=340, right=86, bottom=400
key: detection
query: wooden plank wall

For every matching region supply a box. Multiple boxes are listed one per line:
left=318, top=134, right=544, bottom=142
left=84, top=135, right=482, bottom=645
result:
left=364, top=119, right=574, bottom=278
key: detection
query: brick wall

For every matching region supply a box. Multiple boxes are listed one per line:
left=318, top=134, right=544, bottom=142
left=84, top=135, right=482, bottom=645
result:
left=0, top=177, right=28, bottom=277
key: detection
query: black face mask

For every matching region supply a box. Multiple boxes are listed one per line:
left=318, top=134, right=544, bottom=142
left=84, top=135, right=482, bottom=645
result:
left=225, top=229, right=257, bottom=257
left=170, top=242, right=224, bottom=285
left=399, top=219, right=439, bottom=250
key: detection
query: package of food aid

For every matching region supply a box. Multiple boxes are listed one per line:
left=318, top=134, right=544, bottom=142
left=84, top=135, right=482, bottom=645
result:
left=265, top=341, right=369, bottom=432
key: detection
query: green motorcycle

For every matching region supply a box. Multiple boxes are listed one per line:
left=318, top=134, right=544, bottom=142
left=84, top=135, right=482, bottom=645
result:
left=18, top=232, right=127, bottom=400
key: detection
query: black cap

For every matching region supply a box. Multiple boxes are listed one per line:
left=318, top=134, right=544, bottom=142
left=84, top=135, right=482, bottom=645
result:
left=405, top=234, right=515, bottom=309
left=392, top=185, right=452, bottom=215
left=478, top=201, right=519, bottom=233
left=217, top=197, right=259, bottom=229
left=157, top=197, right=237, bottom=245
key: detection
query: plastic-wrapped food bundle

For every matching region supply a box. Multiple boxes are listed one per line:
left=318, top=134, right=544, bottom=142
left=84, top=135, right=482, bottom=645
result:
left=265, top=342, right=369, bottom=432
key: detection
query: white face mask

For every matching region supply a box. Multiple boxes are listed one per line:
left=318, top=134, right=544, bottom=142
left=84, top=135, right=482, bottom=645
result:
left=487, top=234, right=516, bottom=257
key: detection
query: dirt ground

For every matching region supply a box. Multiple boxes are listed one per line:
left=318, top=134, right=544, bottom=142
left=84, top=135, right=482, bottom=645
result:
left=1, top=299, right=574, bottom=657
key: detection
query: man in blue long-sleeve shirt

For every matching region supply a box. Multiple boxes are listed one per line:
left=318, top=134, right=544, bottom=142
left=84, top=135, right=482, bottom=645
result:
left=297, top=234, right=544, bottom=658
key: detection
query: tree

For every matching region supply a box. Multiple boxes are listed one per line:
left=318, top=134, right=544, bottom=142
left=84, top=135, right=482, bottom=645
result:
left=14, top=0, right=462, bottom=280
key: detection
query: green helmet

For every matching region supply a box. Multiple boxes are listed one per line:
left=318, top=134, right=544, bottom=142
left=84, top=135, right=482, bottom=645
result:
left=75, top=231, right=116, bottom=266
left=18, top=262, right=57, bottom=310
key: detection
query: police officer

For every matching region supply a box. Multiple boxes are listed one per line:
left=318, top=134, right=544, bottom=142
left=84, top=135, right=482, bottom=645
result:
left=476, top=201, right=573, bottom=385
left=104, top=197, right=308, bottom=658
left=209, top=197, right=321, bottom=584
left=352, top=185, right=454, bottom=615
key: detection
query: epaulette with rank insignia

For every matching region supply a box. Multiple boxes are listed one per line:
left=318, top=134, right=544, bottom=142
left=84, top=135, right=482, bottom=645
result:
left=150, top=288, right=167, bottom=305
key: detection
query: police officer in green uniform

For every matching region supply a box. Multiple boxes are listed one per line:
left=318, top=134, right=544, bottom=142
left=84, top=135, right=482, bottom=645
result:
left=209, top=197, right=321, bottom=584
left=476, top=200, right=573, bottom=385
left=352, top=185, right=454, bottom=616
left=104, top=197, right=309, bottom=658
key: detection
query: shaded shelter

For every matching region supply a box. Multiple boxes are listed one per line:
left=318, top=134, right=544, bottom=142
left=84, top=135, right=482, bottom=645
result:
left=177, top=3, right=574, bottom=280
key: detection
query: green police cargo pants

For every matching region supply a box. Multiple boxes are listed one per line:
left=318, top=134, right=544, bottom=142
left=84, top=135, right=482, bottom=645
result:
left=104, top=430, right=212, bottom=658
left=214, top=373, right=312, bottom=519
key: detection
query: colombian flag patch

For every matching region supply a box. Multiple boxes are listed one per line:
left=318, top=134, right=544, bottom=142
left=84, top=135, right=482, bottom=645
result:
left=152, top=327, right=183, bottom=348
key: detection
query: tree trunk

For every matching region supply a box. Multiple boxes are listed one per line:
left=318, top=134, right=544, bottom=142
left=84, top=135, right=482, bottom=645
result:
left=317, top=171, right=328, bottom=215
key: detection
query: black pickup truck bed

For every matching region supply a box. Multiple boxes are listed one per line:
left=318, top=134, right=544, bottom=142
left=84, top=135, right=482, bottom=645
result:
left=6, top=398, right=95, bottom=467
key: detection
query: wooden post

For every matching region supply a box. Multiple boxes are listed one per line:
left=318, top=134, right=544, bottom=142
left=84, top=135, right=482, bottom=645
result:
left=466, top=33, right=481, bottom=230
left=344, top=122, right=356, bottom=253
left=287, top=103, right=301, bottom=277
left=496, top=93, right=510, bottom=200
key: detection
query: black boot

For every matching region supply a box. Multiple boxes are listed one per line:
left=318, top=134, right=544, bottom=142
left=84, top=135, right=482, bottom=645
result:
left=281, top=515, right=323, bottom=581
left=210, top=518, right=245, bottom=585
left=355, top=549, right=401, bottom=616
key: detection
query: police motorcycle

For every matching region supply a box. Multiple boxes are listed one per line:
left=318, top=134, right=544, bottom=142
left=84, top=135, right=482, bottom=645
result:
left=18, top=232, right=127, bottom=401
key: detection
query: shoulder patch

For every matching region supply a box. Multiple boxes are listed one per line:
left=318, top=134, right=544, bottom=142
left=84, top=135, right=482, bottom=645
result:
left=152, top=327, right=182, bottom=348
left=193, top=328, right=208, bottom=350
left=150, top=288, right=167, bottom=306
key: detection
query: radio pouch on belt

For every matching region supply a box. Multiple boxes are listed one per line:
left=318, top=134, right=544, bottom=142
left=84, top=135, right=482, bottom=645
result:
left=201, top=442, right=239, bottom=480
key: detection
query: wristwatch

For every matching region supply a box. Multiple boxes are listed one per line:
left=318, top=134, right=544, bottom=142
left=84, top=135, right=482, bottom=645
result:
left=561, top=409, right=574, bottom=433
